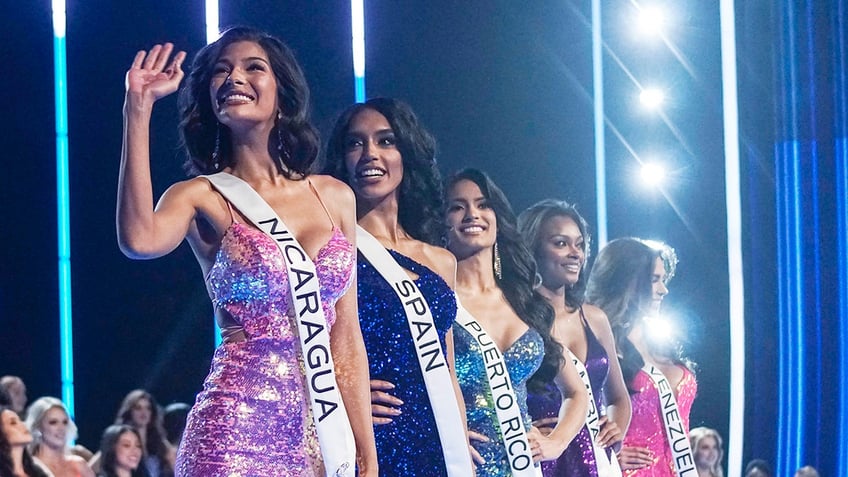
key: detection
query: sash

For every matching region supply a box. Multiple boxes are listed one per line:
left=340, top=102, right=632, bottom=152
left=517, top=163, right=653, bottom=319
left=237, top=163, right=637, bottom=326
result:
left=355, top=226, right=473, bottom=476
left=455, top=304, right=542, bottom=477
left=567, top=350, right=622, bottom=477
left=204, top=173, right=356, bottom=477
left=642, top=364, right=696, bottom=477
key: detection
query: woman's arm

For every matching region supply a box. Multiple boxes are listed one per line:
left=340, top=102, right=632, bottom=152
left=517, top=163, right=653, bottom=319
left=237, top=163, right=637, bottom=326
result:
left=329, top=183, right=378, bottom=477
left=528, top=351, right=589, bottom=462
left=116, top=43, right=199, bottom=259
left=585, top=304, right=631, bottom=448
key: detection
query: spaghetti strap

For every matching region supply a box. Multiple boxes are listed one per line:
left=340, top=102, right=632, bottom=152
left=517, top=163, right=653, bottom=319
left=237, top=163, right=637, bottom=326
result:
left=307, top=178, right=336, bottom=228
left=225, top=199, right=239, bottom=225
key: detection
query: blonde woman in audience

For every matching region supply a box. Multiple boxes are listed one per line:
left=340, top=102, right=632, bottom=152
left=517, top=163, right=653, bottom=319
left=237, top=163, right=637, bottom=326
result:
left=25, top=397, right=94, bottom=477
left=689, top=427, right=723, bottom=477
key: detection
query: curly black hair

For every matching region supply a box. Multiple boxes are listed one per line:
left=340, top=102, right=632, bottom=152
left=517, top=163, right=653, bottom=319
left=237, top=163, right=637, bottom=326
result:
left=179, top=26, right=320, bottom=178
left=518, top=199, right=592, bottom=310
left=444, top=168, right=564, bottom=386
left=324, top=98, right=445, bottom=245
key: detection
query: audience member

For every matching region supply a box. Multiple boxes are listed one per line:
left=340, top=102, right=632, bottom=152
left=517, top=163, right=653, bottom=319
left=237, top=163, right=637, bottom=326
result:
left=25, top=397, right=94, bottom=477
left=689, top=426, right=723, bottom=477
left=0, top=377, right=27, bottom=416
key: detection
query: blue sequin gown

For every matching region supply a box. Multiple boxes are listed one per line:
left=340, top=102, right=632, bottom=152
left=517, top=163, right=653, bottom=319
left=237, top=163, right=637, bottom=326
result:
left=527, top=307, right=611, bottom=477
left=357, top=250, right=457, bottom=476
left=455, top=321, right=544, bottom=477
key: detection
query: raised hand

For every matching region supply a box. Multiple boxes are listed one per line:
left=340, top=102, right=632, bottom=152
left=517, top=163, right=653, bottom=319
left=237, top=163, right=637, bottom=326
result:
left=125, top=43, right=186, bottom=104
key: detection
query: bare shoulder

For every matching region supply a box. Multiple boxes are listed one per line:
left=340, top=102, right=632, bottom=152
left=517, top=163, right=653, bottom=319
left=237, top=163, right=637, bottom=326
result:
left=309, top=174, right=355, bottom=201
left=582, top=303, right=611, bottom=329
left=583, top=303, right=616, bottom=347
left=159, top=175, right=221, bottom=208
left=420, top=243, right=457, bottom=288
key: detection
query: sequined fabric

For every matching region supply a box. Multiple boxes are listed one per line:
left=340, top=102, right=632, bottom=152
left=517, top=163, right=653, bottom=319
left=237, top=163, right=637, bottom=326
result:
left=176, top=222, right=354, bottom=477
left=357, top=250, right=456, bottom=476
left=622, top=366, right=697, bottom=477
left=454, top=323, right=544, bottom=476
left=527, top=309, right=611, bottom=477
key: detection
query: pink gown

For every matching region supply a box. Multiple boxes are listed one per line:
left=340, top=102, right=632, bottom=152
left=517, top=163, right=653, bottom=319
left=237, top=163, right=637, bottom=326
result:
left=176, top=198, right=355, bottom=476
left=622, top=365, right=698, bottom=477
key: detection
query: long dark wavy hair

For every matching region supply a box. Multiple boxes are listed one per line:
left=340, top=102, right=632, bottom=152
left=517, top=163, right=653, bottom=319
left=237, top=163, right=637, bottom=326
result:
left=179, top=26, right=320, bottom=178
left=115, top=390, right=171, bottom=476
left=518, top=199, right=591, bottom=310
left=325, top=98, right=445, bottom=245
left=445, top=168, right=564, bottom=385
left=0, top=407, right=49, bottom=477
left=585, top=238, right=688, bottom=383
left=98, top=425, right=148, bottom=477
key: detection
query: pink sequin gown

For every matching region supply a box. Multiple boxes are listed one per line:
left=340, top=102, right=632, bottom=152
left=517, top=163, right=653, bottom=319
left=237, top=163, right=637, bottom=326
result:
left=175, top=220, right=355, bottom=477
left=622, top=365, right=698, bottom=477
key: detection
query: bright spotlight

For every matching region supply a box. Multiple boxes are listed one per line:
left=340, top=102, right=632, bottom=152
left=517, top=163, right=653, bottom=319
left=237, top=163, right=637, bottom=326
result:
left=643, top=315, right=675, bottom=345
left=639, top=88, right=665, bottom=110
left=640, top=162, right=666, bottom=187
left=637, top=6, right=666, bottom=37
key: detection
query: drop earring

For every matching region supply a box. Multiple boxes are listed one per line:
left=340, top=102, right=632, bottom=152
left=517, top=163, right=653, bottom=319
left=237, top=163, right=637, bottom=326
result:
left=493, top=241, right=503, bottom=280
left=212, top=124, right=221, bottom=170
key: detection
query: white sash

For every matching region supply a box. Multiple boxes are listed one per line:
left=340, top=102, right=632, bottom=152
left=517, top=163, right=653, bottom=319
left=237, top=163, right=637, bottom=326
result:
left=567, top=350, right=622, bottom=477
left=355, top=226, right=473, bottom=476
left=455, top=304, right=542, bottom=477
left=642, top=364, right=696, bottom=477
left=204, top=173, right=356, bottom=477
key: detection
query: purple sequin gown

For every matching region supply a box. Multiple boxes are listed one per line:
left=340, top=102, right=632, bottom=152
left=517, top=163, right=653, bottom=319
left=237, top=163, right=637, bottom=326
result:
left=527, top=308, right=610, bottom=477
left=176, top=220, right=355, bottom=477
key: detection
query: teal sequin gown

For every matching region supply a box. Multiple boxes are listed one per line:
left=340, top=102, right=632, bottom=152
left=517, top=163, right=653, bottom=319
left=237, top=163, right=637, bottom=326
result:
left=454, top=322, right=544, bottom=476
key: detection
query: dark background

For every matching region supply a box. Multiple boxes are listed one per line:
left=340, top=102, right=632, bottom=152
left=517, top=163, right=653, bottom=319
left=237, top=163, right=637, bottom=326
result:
left=3, top=0, right=787, bottom=472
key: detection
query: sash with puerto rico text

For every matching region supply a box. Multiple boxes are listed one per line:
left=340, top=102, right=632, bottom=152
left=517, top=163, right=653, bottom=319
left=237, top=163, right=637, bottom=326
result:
left=356, top=226, right=474, bottom=476
left=455, top=303, right=542, bottom=477
left=567, top=350, right=622, bottom=477
left=642, top=363, right=696, bottom=477
left=204, top=173, right=356, bottom=477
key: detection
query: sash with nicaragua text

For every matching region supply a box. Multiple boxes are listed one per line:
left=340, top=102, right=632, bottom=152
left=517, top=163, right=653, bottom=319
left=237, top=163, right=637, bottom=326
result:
left=642, top=364, right=696, bottom=477
left=455, top=303, right=542, bottom=477
left=567, top=350, right=622, bottom=477
left=204, top=173, right=356, bottom=477
left=355, top=226, right=474, bottom=476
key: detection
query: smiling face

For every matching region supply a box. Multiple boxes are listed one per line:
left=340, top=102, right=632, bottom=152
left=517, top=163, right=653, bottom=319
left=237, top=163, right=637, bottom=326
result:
left=1, top=409, right=32, bottom=447
left=39, top=406, right=70, bottom=450
left=536, top=214, right=585, bottom=290
left=342, top=108, right=404, bottom=205
left=209, top=41, right=278, bottom=131
left=694, top=435, right=719, bottom=468
left=650, top=256, right=669, bottom=313
left=114, top=431, right=143, bottom=472
left=444, top=179, right=497, bottom=259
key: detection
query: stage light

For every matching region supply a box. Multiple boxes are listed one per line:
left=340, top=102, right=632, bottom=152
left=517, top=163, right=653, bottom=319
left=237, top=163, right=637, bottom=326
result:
left=642, top=314, right=675, bottom=345
left=52, top=0, right=74, bottom=419
left=636, top=5, right=666, bottom=38
left=640, top=161, right=666, bottom=187
left=639, top=88, right=665, bottom=110
left=351, top=0, right=366, bottom=102
left=205, top=1, right=219, bottom=44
